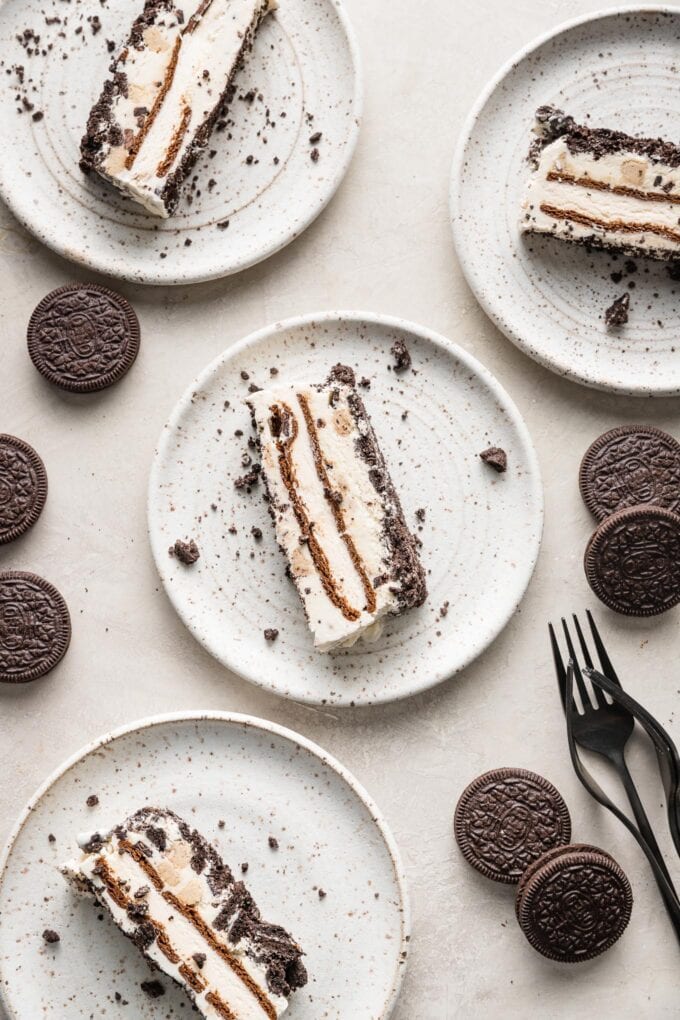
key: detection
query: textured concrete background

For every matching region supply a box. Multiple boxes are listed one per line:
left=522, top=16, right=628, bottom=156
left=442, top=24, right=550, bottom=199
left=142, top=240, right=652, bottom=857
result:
left=1, top=0, right=680, bottom=1015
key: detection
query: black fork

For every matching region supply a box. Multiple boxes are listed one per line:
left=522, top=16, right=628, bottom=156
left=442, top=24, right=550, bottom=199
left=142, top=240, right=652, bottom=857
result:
left=550, top=612, right=680, bottom=937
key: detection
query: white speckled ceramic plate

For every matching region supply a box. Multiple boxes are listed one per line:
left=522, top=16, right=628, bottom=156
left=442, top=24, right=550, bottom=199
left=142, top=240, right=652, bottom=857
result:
left=147, top=312, right=543, bottom=706
left=0, top=0, right=361, bottom=284
left=0, top=712, right=409, bottom=1019
left=451, top=5, right=680, bottom=395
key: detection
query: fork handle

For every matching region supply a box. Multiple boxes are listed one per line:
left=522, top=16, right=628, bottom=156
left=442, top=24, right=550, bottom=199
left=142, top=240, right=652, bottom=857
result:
left=614, top=751, right=677, bottom=892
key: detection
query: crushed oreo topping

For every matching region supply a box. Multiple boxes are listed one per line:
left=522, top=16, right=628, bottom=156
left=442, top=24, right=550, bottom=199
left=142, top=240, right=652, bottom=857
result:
left=42, top=929, right=60, bottom=944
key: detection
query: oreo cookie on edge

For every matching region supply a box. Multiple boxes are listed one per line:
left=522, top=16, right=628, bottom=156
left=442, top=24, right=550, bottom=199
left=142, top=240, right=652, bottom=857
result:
left=580, top=425, right=680, bottom=521
left=0, top=571, right=71, bottom=683
left=584, top=505, right=680, bottom=617
left=454, top=767, right=571, bottom=884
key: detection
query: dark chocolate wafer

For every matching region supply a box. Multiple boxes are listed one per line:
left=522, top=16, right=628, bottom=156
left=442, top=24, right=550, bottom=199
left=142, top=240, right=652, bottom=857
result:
left=580, top=425, right=680, bottom=521
left=584, top=505, right=680, bottom=616
left=454, top=768, right=571, bottom=884
left=0, top=571, right=71, bottom=683
left=517, top=849, right=633, bottom=962
left=0, top=435, right=48, bottom=544
left=27, top=284, right=140, bottom=393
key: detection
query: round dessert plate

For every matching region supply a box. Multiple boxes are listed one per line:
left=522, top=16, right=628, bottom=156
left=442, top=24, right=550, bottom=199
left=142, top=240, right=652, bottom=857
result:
left=451, top=5, right=680, bottom=395
left=148, top=311, right=543, bottom=706
left=0, top=0, right=361, bottom=284
left=0, top=712, right=409, bottom=1019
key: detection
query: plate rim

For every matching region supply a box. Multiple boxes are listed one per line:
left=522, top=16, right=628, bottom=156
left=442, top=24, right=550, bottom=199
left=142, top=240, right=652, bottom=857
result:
left=0, top=709, right=410, bottom=1020
left=147, top=309, right=545, bottom=706
left=0, top=0, right=364, bottom=286
left=449, top=3, right=680, bottom=397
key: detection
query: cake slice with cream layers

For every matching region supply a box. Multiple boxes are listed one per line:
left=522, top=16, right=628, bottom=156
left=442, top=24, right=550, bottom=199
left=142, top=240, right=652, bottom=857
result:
left=521, top=106, right=680, bottom=259
left=81, top=0, right=276, bottom=216
left=62, top=807, right=307, bottom=1019
left=248, top=365, right=427, bottom=652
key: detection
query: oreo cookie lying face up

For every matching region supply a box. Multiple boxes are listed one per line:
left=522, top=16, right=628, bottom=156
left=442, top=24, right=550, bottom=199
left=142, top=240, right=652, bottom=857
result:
left=454, top=768, right=571, bottom=884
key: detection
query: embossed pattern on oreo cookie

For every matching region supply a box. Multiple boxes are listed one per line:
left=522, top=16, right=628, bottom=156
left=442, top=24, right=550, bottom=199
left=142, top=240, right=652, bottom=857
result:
left=0, top=435, right=48, bottom=545
left=0, top=572, right=71, bottom=683
left=580, top=426, right=680, bottom=521
left=517, top=850, right=633, bottom=962
left=585, top=505, right=680, bottom=616
left=454, top=768, right=571, bottom=884
left=27, top=284, right=140, bottom=393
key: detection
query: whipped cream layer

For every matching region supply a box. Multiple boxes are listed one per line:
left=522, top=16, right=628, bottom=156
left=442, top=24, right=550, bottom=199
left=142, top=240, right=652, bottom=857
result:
left=81, top=0, right=275, bottom=216
left=521, top=108, right=680, bottom=259
left=248, top=365, right=427, bottom=652
left=61, top=808, right=306, bottom=1019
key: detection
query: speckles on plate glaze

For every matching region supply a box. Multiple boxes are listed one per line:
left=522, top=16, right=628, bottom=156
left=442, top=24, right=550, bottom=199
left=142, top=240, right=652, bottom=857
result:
left=0, top=712, right=409, bottom=1019
left=0, top=0, right=362, bottom=285
left=147, top=312, right=543, bottom=707
left=451, top=9, right=680, bottom=395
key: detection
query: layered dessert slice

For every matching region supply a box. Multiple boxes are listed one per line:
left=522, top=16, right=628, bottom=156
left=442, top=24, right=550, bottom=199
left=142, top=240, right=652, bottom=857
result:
left=521, top=106, right=680, bottom=259
left=61, top=807, right=307, bottom=1018
left=248, top=365, right=427, bottom=652
left=80, top=0, right=276, bottom=217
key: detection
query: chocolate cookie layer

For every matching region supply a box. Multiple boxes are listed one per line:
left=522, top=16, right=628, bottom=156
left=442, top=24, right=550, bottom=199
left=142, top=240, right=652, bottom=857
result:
left=584, top=505, right=680, bottom=616
left=27, top=284, right=140, bottom=393
left=0, top=435, right=48, bottom=544
left=517, top=850, right=633, bottom=962
left=580, top=426, right=680, bottom=520
left=454, top=768, right=571, bottom=884
left=0, top=571, right=71, bottom=683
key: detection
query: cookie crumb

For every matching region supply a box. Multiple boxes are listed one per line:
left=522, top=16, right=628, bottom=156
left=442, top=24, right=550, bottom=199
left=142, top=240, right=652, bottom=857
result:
left=86, top=794, right=99, bottom=808
left=479, top=447, right=507, bottom=473
left=241, top=861, right=249, bottom=873
left=604, top=292, right=630, bottom=328
left=234, top=465, right=261, bottom=491
left=268, top=836, right=279, bottom=850
left=390, top=339, right=412, bottom=372
left=140, top=980, right=165, bottom=999
left=264, top=628, right=279, bottom=642
left=42, top=929, right=60, bottom=944
left=439, top=601, right=450, bottom=619
left=170, top=538, right=200, bottom=564
left=192, top=953, right=206, bottom=969
left=318, top=888, right=327, bottom=899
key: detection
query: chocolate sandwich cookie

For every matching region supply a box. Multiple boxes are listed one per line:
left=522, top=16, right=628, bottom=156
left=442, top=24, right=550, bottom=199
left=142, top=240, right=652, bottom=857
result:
left=516, top=849, right=633, bottom=962
left=580, top=426, right=680, bottom=521
left=0, top=571, right=71, bottom=683
left=27, top=284, right=140, bottom=393
left=454, top=768, right=571, bottom=884
left=584, top=505, right=680, bottom=616
left=515, top=843, right=614, bottom=920
left=0, top=435, right=48, bottom=544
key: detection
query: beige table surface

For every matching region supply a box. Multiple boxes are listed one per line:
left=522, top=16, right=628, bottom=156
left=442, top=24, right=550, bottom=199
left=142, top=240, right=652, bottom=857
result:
left=1, top=0, right=679, bottom=1015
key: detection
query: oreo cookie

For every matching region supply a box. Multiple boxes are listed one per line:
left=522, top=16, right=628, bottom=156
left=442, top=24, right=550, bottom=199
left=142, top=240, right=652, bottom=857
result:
left=584, top=505, right=680, bottom=616
left=454, top=768, right=571, bottom=884
left=580, top=425, right=680, bottom=521
left=27, top=284, right=140, bottom=393
left=0, top=571, right=71, bottom=683
left=0, top=435, right=47, bottom=544
left=516, top=848, right=633, bottom=962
